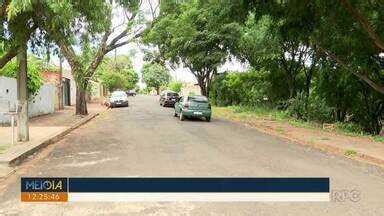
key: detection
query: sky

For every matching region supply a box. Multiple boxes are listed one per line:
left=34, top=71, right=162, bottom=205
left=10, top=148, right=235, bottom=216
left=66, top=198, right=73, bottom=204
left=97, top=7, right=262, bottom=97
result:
left=53, top=0, right=248, bottom=87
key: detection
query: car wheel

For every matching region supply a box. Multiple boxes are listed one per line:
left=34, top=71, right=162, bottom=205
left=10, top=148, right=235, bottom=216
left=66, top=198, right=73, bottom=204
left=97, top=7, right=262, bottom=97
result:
left=179, top=112, right=185, bottom=121
left=206, top=116, right=211, bottom=122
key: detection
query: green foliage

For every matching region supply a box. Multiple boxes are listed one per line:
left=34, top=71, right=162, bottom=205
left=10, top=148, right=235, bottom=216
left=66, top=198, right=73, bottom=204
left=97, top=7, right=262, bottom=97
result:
left=208, top=1, right=384, bottom=135
left=0, top=56, right=43, bottom=97
left=243, top=0, right=384, bottom=95
left=210, top=70, right=273, bottom=107
left=335, top=122, right=366, bottom=136
left=168, top=81, right=182, bottom=93
left=344, top=149, right=357, bottom=157
left=141, top=62, right=171, bottom=94
left=286, top=93, right=333, bottom=123
left=143, top=0, right=242, bottom=95
left=373, top=136, right=384, bottom=142
left=96, top=55, right=139, bottom=91
left=210, top=67, right=383, bottom=135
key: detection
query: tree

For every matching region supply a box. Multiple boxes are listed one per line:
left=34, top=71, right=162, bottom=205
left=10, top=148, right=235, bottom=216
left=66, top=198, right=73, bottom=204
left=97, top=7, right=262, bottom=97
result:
left=96, top=55, right=139, bottom=91
left=23, top=0, right=147, bottom=115
left=239, top=13, right=317, bottom=100
left=168, top=81, right=182, bottom=93
left=244, top=0, right=384, bottom=95
left=0, top=0, right=38, bottom=70
left=143, top=0, right=241, bottom=96
left=141, top=62, right=170, bottom=95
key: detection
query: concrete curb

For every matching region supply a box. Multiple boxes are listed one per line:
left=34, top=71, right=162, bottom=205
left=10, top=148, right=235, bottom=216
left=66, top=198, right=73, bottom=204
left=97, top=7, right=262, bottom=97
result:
left=0, top=112, right=99, bottom=171
left=217, top=117, right=384, bottom=169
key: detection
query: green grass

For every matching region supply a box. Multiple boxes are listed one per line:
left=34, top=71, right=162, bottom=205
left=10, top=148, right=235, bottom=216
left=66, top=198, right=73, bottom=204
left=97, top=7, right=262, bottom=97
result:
left=213, top=105, right=378, bottom=139
left=288, top=119, right=315, bottom=129
left=334, top=122, right=367, bottom=136
left=275, top=127, right=285, bottom=134
left=373, top=136, right=384, bottom=142
left=0, top=144, right=10, bottom=154
left=344, top=149, right=357, bottom=157
left=224, top=105, right=289, bottom=121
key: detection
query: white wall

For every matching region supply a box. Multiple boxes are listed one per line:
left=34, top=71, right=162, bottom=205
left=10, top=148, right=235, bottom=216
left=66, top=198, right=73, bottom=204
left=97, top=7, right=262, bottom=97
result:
left=70, top=78, right=76, bottom=105
left=0, top=77, right=17, bottom=124
left=29, top=84, right=56, bottom=118
left=0, top=76, right=56, bottom=124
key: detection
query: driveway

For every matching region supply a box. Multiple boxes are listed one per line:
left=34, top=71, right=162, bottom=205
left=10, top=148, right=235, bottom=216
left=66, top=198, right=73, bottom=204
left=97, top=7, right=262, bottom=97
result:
left=0, top=95, right=383, bottom=215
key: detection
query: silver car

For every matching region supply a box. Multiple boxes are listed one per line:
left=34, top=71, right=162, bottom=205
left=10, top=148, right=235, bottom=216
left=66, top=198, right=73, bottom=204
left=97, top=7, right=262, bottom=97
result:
left=109, top=91, right=129, bottom=108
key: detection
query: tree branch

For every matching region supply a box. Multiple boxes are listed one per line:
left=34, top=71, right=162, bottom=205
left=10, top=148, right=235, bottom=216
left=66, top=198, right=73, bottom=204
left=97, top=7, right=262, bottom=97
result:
left=147, top=0, right=160, bottom=20
left=339, top=0, right=384, bottom=51
left=105, top=27, right=143, bottom=54
left=0, top=22, right=37, bottom=69
left=0, top=0, right=10, bottom=18
left=316, top=45, right=384, bottom=94
left=0, top=45, right=18, bottom=69
left=32, top=3, right=80, bottom=70
left=86, top=31, right=110, bottom=77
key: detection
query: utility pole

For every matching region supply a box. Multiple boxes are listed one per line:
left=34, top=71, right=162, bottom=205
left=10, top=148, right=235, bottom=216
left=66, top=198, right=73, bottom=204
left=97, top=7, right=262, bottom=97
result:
left=17, top=42, right=29, bottom=142
left=59, top=54, right=63, bottom=109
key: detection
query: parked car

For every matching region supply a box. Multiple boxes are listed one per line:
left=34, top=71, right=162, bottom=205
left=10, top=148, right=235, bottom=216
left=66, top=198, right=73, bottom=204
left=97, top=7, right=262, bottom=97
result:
left=109, top=91, right=129, bottom=108
left=159, top=90, right=179, bottom=107
left=126, top=89, right=136, bottom=96
left=174, top=95, right=211, bottom=122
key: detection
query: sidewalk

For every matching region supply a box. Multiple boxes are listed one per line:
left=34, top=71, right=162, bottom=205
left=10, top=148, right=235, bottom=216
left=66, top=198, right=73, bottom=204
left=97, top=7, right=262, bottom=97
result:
left=0, top=103, right=105, bottom=177
left=214, top=107, right=384, bottom=168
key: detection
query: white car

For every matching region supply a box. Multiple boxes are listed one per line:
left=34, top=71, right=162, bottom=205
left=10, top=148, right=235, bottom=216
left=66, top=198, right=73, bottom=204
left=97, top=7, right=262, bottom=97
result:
left=109, top=91, right=129, bottom=108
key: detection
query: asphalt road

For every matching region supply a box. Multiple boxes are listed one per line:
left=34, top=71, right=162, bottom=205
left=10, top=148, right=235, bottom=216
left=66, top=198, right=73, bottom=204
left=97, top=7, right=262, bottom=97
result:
left=0, top=95, right=384, bottom=215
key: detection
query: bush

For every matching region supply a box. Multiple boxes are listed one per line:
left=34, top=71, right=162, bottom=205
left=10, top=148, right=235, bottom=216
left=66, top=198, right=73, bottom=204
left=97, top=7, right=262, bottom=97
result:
left=287, top=92, right=333, bottom=123
left=210, top=68, right=384, bottom=135
left=210, top=69, right=272, bottom=107
left=168, top=81, right=182, bottom=93
left=0, top=57, right=43, bottom=97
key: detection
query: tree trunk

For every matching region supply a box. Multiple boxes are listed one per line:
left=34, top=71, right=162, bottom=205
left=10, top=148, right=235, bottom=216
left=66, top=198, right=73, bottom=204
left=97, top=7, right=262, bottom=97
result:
left=76, top=84, right=88, bottom=116
left=287, top=79, right=295, bottom=99
left=156, top=86, right=160, bottom=95
left=17, top=42, right=29, bottom=141
left=197, top=76, right=208, bottom=96
left=199, top=85, right=207, bottom=96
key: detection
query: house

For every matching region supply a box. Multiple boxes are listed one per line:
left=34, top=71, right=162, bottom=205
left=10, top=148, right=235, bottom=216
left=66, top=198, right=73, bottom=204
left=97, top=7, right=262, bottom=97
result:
left=42, top=69, right=107, bottom=107
left=61, top=69, right=77, bottom=106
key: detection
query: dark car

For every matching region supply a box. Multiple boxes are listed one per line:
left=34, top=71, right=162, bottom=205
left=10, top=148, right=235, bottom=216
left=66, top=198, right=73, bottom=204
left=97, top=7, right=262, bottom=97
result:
left=126, top=89, right=136, bottom=96
left=159, top=90, right=179, bottom=107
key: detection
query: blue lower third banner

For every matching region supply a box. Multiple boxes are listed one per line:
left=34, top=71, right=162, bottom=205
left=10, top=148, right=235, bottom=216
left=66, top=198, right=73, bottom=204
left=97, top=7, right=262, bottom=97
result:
left=21, top=177, right=330, bottom=202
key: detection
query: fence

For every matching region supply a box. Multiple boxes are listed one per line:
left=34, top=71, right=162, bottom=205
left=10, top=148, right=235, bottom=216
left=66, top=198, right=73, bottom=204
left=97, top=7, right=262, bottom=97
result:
left=0, top=76, right=56, bottom=124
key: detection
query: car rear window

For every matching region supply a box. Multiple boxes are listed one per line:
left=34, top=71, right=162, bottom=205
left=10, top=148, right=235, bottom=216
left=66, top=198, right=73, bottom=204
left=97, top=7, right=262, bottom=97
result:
left=167, top=92, right=178, bottom=97
left=189, top=96, right=208, bottom=102
left=111, top=92, right=126, bottom=97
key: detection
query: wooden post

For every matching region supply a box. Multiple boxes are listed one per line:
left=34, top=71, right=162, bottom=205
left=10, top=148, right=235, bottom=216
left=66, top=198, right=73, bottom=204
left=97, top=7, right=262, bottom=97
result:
left=17, top=42, right=29, bottom=142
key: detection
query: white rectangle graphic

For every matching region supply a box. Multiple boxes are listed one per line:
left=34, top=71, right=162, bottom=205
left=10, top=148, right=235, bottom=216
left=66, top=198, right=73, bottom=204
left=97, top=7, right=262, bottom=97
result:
left=69, top=192, right=330, bottom=202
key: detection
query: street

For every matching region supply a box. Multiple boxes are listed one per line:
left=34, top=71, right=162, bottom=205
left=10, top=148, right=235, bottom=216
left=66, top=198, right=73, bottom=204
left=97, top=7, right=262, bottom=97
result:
left=0, top=95, right=384, bottom=215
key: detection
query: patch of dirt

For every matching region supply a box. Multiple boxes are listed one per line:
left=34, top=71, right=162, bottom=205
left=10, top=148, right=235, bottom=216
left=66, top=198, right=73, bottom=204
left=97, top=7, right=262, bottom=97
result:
left=214, top=108, right=384, bottom=168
